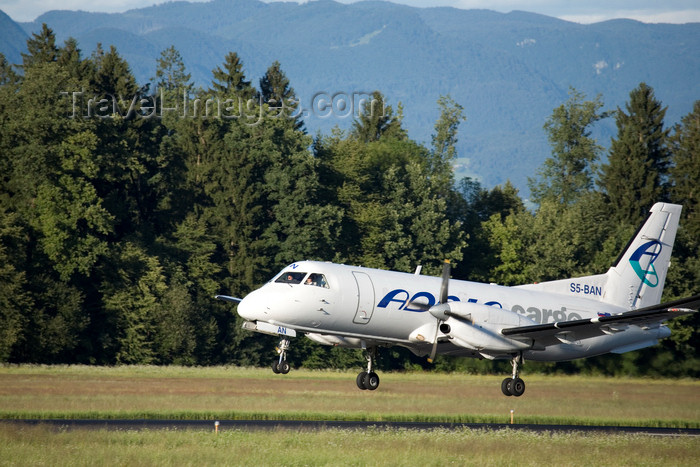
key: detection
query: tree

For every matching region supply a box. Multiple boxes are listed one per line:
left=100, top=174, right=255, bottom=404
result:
left=454, top=180, right=525, bottom=282
left=350, top=91, right=406, bottom=142
left=662, top=101, right=700, bottom=376
left=259, top=60, right=303, bottom=130
left=21, top=23, right=58, bottom=69
left=0, top=53, right=19, bottom=86
left=669, top=100, right=700, bottom=249
left=431, top=95, right=465, bottom=182
left=154, top=45, right=192, bottom=95
left=209, top=51, right=254, bottom=99
left=101, top=243, right=166, bottom=364
left=0, top=204, right=31, bottom=361
left=599, top=83, right=671, bottom=224
left=33, top=131, right=114, bottom=280
left=57, top=37, right=90, bottom=81
left=530, top=88, right=608, bottom=206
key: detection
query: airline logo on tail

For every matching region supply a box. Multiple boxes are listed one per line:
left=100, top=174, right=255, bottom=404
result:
left=629, top=240, right=662, bottom=287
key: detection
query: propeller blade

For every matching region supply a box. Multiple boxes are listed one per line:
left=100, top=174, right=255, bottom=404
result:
left=428, top=260, right=452, bottom=364
left=439, top=260, right=450, bottom=304
left=428, top=322, right=439, bottom=363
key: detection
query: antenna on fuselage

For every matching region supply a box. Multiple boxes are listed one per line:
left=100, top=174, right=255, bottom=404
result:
left=414, top=265, right=422, bottom=275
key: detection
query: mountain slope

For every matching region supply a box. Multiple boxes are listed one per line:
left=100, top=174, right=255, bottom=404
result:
left=3, top=0, right=698, bottom=194
left=0, top=9, right=28, bottom=65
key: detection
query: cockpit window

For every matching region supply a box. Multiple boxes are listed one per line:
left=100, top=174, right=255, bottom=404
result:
left=304, top=273, right=329, bottom=288
left=275, top=272, right=306, bottom=284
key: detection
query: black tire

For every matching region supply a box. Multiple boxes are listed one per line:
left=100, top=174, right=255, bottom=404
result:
left=501, top=377, right=513, bottom=396
left=509, top=377, right=525, bottom=397
left=279, top=361, right=290, bottom=374
left=364, top=372, right=380, bottom=391
left=271, top=361, right=280, bottom=374
left=356, top=371, right=368, bottom=390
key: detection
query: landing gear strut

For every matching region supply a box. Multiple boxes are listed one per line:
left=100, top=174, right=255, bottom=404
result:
left=501, top=353, right=525, bottom=397
left=271, top=337, right=291, bottom=374
left=356, top=347, right=380, bottom=390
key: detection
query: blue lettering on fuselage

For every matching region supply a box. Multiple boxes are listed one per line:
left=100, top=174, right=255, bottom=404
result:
left=403, top=291, right=436, bottom=311
left=377, top=289, right=411, bottom=309
left=377, top=289, right=502, bottom=311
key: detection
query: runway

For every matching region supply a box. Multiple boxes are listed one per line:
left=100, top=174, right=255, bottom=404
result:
left=4, top=419, right=699, bottom=436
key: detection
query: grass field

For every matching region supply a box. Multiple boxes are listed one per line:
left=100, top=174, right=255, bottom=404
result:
left=0, top=365, right=698, bottom=427
left=1, top=424, right=699, bottom=466
left=1, top=366, right=699, bottom=466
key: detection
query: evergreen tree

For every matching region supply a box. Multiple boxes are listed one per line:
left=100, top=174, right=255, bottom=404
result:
left=0, top=204, right=31, bottom=361
left=0, top=53, right=19, bottom=86
left=350, top=91, right=406, bottom=142
left=670, top=101, right=700, bottom=249
left=21, top=23, right=58, bottom=68
left=209, top=51, right=254, bottom=99
left=662, top=101, right=700, bottom=376
left=101, top=242, right=166, bottom=364
left=57, top=37, right=89, bottom=81
left=259, top=60, right=303, bottom=130
left=530, top=88, right=608, bottom=206
left=154, top=45, right=192, bottom=95
left=599, top=83, right=671, bottom=224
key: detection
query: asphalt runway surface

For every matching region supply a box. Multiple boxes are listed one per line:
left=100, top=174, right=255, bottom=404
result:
left=3, top=419, right=699, bottom=436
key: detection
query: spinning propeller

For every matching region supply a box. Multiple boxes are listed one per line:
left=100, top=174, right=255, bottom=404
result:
left=427, top=260, right=452, bottom=363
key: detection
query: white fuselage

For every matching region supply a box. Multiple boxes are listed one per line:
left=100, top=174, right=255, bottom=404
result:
left=237, top=261, right=670, bottom=362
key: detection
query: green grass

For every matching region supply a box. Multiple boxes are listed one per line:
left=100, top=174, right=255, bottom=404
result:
left=1, top=366, right=698, bottom=465
left=1, top=424, right=698, bottom=466
left=1, top=365, right=698, bottom=428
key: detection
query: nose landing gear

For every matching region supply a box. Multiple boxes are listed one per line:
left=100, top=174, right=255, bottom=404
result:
left=271, top=337, right=291, bottom=374
left=501, top=353, right=525, bottom=397
left=356, top=346, right=380, bottom=390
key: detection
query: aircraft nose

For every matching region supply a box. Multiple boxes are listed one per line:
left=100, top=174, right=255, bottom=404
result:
left=236, top=290, right=266, bottom=321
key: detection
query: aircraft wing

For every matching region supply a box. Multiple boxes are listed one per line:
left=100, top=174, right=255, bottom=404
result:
left=215, top=295, right=243, bottom=303
left=501, top=294, right=700, bottom=347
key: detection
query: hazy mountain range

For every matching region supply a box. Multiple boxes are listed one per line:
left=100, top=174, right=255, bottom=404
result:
left=2, top=0, right=699, bottom=195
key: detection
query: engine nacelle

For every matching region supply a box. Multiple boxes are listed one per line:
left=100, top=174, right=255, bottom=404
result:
left=441, top=302, right=535, bottom=352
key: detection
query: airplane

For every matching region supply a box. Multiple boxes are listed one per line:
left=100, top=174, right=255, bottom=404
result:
left=216, top=202, right=699, bottom=396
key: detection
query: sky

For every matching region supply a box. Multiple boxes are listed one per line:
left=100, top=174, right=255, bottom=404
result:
left=2, top=0, right=700, bottom=24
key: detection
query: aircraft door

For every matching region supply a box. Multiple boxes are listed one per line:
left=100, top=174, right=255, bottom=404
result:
left=352, top=272, right=375, bottom=324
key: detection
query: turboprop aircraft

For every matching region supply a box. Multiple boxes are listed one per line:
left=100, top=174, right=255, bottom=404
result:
left=217, top=202, right=699, bottom=396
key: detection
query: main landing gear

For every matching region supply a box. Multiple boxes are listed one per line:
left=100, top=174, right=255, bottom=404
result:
left=356, top=347, right=380, bottom=391
left=501, top=353, right=526, bottom=397
left=271, top=337, right=291, bottom=374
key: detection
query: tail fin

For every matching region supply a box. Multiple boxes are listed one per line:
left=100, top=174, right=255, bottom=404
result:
left=603, top=202, right=682, bottom=309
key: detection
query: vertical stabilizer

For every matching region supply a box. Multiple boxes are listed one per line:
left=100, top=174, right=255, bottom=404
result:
left=603, top=203, right=682, bottom=309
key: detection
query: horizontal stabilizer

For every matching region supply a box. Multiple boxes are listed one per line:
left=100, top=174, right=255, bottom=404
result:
left=501, top=293, right=700, bottom=345
left=215, top=295, right=243, bottom=303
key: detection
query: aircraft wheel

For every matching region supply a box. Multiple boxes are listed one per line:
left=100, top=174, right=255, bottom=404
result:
left=272, top=361, right=280, bottom=374
left=364, top=372, right=380, bottom=391
left=279, top=361, right=290, bottom=374
left=356, top=371, right=368, bottom=390
left=508, top=377, right=525, bottom=397
left=501, top=377, right=513, bottom=396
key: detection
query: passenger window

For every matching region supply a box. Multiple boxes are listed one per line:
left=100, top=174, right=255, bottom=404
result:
left=275, top=272, right=306, bottom=284
left=304, top=273, right=329, bottom=288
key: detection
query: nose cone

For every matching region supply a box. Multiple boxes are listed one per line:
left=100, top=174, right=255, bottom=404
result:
left=236, top=288, right=269, bottom=322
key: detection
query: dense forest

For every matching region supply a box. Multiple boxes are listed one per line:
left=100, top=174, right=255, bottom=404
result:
left=0, top=25, right=698, bottom=377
